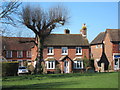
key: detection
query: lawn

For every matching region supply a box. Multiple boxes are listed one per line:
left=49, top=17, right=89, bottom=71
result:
left=2, top=72, right=118, bottom=89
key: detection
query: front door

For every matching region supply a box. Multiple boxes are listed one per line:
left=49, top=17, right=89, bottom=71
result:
left=114, top=58, right=120, bottom=70
left=64, top=61, right=69, bottom=73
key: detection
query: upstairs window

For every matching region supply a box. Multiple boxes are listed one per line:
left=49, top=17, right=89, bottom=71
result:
left=62, top=47, right=68, bottom=55
left=47, top=47, right=54, bottom=55
left=119, top=43, right=120, bottom=51
left=27, top=51, right=31, bottom=58
left=74, top=61, right=83, bottom=69
left=46, top=61, right=55, bottom=69
left=100, top=44, right=102, bottom=48
left=76, top=47, right=82, bottom=55
left=96, top=45, right=98, bottom=48
left=6, top=51, right=12, bottom=58
left=17, top=51, right=23, bottom=58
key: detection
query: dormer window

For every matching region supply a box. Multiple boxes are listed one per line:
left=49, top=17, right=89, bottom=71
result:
left=17, top=51, right=23, bottom=58
left=47, top=47, right=54, bottom=55
left=76, top=47, right=82, bottom=55
left=6, top=51, right=12, bottom=58
left=62, top=47, right=68, bottom=55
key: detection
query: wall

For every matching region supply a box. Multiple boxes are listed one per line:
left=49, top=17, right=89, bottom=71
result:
left=104, top=33, right=113, bottom=69
left=43, top=46, right=90, bottom=60
left=91, top=44, right=103, bottom=71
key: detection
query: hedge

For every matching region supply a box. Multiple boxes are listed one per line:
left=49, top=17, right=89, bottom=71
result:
left=2, top=61, right=19, bottom=76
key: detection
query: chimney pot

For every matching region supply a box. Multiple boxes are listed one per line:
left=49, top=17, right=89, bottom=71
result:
left=64, top=29, right=70, bottom=34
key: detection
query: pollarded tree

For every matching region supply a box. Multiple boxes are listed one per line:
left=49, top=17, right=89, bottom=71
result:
left=20, top=5, right=68, bottom=74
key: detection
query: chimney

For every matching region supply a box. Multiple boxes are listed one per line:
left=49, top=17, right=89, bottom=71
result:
left=64, top=29, right=70, bottom=34
left=80, top=23, right=87, bottom=38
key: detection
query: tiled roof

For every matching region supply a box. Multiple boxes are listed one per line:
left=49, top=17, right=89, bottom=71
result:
left=90, top=32, right=105, bottom=45
left=90, top=29, right=120, bottom=45
left=2, top=33, right=89, bottom=51
left=106, top=29, right=120, bottom=42
left=2, top=36, right=35, bottom=50
left=44, top=34, right=89, bottom=46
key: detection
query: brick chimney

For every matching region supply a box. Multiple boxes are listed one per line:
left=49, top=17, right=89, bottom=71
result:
left=64, top=29, right=70, bottom=34
left=80, top=24, right=87, bottom=38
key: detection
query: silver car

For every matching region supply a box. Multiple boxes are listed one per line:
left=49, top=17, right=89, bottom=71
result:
left=18, top=66, right=29, bottom=75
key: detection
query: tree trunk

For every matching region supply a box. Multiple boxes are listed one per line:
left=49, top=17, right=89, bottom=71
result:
left=35, top=36, right=44, bottom=74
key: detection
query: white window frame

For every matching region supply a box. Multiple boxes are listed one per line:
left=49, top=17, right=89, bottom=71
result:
left=47, top=47, right=54, bottom=55
left=17, top=51, right=23, bottom=58
left=96, top=45, right=98, bottom=48
left=46, top=61, right=55, bottom=69
left=27, top=51, right=31, bottom=58
left=76, top=47, right=82, bottom=55
left=61, top=47, right=68, bottom=55
left=119, top=43, right=120, bottom=51
left=74, top=60, right=83, bottom=69
left=6, top=51, right=12, bottom=58
left=100, top=44, right=102, bottom=48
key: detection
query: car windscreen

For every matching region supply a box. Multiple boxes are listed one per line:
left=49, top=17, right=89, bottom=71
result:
left=19, top=67, right=26, bottom=69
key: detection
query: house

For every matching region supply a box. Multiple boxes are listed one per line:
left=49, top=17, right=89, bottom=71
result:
left=32, top=24, right=90, bottom=73
left=90, top=29, right=120, bottom=72
left=2, top=37, right=34, bottom=66
left=2, top=24, right=90, bottom=73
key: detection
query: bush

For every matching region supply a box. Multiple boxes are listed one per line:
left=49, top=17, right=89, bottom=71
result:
left=2, top=61, right=19, bottom=76
left=27, top=65, right=35, bottom=74
left=54, top=64, right=61, bottom=74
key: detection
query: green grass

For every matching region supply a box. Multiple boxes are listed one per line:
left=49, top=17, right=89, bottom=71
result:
left=2, top=72, right=118, bottom=89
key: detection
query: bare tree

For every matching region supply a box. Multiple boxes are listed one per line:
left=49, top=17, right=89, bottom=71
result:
left=0, top=0, right=21, bottom=37
left=0, top=0, right=21, bottom=25
left=20, top=5, right=68, bottom=74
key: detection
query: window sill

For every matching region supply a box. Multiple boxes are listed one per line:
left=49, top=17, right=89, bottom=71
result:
left=47, top=68, right=55, bottom=69
left=61, top=53, right=68, bottom=55
left=47, top=53, right=54, bottom=55
left=75, top=53, right=82, bottom=55
left=74, top=68, right=83, bottom=69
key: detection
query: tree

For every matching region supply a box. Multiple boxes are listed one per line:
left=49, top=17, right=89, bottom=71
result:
left=19, top=5, right=68, bottom=74
left=0, top=0, right=21, bottom=36
left=0, top=0, right=21, bottom=25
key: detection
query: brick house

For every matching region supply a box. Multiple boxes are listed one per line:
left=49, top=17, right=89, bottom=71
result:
left=32, top=24, right=90, bottom=73
left=90, top=29, right=120, bottom=72
left=2, top=24, right=90, bottom=73
left=2, top=37, right=34, bottom=66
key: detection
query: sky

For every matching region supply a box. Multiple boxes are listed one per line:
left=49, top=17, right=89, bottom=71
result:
left=2, top=2, right=118, bottom=43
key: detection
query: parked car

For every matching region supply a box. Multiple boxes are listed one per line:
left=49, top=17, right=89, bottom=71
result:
left=18, top=66, right=29, bottom=75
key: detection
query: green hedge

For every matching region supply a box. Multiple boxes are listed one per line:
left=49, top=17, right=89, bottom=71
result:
left=2, top=62, right=19, bottom=76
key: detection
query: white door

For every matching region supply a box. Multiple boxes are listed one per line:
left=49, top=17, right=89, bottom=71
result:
left=114, top=58, right=120, bottom=70
left=64, top=61, right=69, bottom=73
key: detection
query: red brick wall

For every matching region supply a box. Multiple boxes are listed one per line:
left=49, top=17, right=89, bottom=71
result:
left=43, top=46, right=89, bottom=60
left=113, top=43, right=120, bottom=53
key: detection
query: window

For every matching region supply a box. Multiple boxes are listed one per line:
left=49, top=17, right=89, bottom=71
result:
left=119, top=43, right=120, bottom=50
left=6, top=51, right=12, bottom=58
left=100, top=44, right=102, bottom=48
left=17, top=51, right=23, bottom=58
left=27, top=51, right=31, bottom=58
left=74, top=61, right=83, bottom=69
left=76, top=47, right=82, bottom=55
left=47, top=47, right=54, bottom=55
left=62, top=47, right=68, bottom=55
left=96, top=45, right=98, bottom=48
left=46, top=61, right=55, bottom=69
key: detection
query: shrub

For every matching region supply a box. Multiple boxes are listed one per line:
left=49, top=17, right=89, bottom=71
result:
left=54, top=64, right=61, bottom=74
left=27, top=65, right=35, bottom=74
left=2, top=61, right=19, bottom=76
